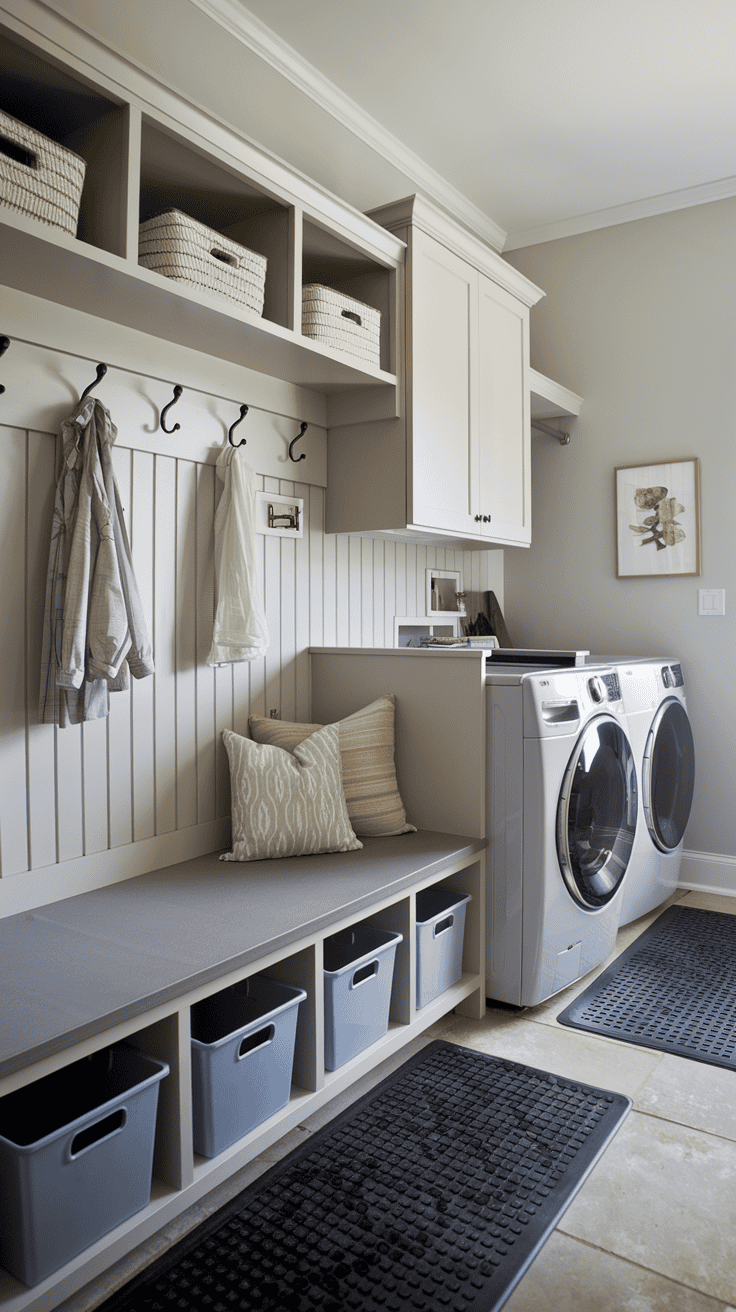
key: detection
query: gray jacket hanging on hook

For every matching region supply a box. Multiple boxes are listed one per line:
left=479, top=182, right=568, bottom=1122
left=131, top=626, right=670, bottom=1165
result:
left=39, top=392, right=155, bottom=726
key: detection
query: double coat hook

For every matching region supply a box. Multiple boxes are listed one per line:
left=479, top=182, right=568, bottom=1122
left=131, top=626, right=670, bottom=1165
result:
left=160, top=385, right=183, bottom=433
left=80, top=362, right=107, bottom=401
left=228, top=405, right=249, bottom=446
left=288, top=421, right=308, bottom=462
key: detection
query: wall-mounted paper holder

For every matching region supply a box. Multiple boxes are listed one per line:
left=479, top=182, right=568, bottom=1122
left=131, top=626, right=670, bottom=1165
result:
left=256, top=490, right=304, bottom=537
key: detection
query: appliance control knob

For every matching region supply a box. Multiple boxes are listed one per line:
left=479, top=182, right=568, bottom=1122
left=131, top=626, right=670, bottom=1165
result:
left=588, top=675, right=605, bottom=703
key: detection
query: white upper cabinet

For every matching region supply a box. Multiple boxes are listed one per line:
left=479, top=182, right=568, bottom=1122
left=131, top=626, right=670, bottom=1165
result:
left=326, top=196, right=544, bottom=548
left=409, top=228, right=478, bottom=536
left=476, top=273, right=531, bottom=545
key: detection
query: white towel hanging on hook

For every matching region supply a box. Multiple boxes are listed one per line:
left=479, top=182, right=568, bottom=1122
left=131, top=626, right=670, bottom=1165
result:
left=207, top=445, right=269, bottom=665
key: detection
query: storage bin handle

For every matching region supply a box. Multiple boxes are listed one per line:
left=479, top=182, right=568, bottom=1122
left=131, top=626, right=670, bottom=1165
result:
left=238, top=1023, right=275, bottom=1060
left=434, top=915, right=454, bottom=937
left=0, top=133, right=37, bottom=170
left=341, top=309, right=362, bottom=327
left=69, top=1108, right=127, bottom=1159
left=211, top=246, right=238, bottom=268
left=350, top=960, right=378, bottom=989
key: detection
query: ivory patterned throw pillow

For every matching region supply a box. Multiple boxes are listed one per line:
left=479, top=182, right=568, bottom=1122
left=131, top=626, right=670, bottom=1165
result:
left=221, top=722, right=362, bottom=862
left=249, top=695, right=416, bottom=837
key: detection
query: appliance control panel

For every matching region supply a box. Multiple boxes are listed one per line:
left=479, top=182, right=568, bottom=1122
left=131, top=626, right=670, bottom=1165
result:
left=588, top=672, right=622, bottom=702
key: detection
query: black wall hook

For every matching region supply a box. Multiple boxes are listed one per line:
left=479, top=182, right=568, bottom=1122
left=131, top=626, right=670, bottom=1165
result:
left=288, top=421, right=308, bottom=462
left=228, top=404, right=249, bottom=446
left=160, top=385, right=183, bottom=433
left=0, top=336, right=9, bottom=395
left=80, top=362, right=107, bottom=400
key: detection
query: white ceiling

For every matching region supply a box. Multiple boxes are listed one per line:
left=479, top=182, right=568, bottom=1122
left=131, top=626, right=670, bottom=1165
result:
left=228, top=0, right=736, bottom=249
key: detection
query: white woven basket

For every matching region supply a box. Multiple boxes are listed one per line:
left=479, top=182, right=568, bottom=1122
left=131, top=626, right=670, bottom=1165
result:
left=138, top=210, right=267, bottom=314
left=0, top=109, right=86, bottom=236
left=302, top=284, right=381, bottom=366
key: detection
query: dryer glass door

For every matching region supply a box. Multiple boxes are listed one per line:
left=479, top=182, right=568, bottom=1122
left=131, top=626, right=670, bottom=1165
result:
left=557, top=715, right=638, bottom=909
left=643, top=698, right=695, bottom=852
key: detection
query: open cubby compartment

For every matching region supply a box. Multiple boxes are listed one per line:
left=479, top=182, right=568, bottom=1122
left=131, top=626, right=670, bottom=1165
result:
left=0, top=1024, right=175, bottom=1292
left=414, top=863, right=483, bottom=1007
left=139, top=118, right=293, bottom=329
left=302, top=217, right=396, bottom=374
left=0, top=24, right=131, bottom=256
left=187, top=946, right=316, bottom=1168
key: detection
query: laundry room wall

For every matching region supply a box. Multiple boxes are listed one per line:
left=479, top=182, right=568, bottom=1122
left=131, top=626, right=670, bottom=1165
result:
left=504, top=196, right=736, bottom=894
left=0, top=291, right=502, bottom=918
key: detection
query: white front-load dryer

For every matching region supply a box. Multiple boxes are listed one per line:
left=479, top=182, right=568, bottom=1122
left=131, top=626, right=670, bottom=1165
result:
left=615, top=659, right=695, bottom=925
left=486, top=665, right=638, bottom=1007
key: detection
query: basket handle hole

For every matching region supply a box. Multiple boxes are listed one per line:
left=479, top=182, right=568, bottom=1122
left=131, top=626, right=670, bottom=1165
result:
left=351, top=961, right=378, bottom=987
left=70, top=1108, right=126, bottom=1156
left=434, top=915, right=454, bottom=937
left=238, top=1023, right=275, bottom=1058
left=0, top=135, right=37, bottom=169
left=341, top=309, right=362, bottom=327
left=210, top=247, right=237, bottom=267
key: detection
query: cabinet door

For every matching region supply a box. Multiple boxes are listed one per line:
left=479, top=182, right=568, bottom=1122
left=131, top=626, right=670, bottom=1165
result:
left=408, top=229, right=479, bottom=535
left=477, top=275, right=531, bottom=545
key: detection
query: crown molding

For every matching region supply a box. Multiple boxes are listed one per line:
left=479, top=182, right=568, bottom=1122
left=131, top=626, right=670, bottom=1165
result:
left=368, top=194, right=545, bottom=308
left=188, top=0, right=508, bottom=254
left=504, top=174, right=736, bottom=250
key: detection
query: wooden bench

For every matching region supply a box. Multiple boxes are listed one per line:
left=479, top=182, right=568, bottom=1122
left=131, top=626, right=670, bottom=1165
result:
left=0, top=831, right=486, bottom=1312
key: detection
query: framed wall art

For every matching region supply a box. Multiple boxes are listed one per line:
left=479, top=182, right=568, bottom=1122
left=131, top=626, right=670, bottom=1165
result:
left=615, top=457, right=701, bottom=578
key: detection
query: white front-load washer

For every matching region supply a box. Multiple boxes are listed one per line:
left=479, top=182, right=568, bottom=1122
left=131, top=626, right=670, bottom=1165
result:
left=486, top=665, right=638, bottom=1007
left=614, top=659, right=695, bottom=925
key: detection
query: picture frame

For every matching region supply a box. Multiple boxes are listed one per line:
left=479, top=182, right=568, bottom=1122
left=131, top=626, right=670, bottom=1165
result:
left=425, top=567, right=466, bottom=614
left=615, top=457, right=701, bottom=578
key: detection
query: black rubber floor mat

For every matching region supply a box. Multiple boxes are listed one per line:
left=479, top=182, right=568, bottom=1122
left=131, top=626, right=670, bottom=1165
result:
left=97, top=1040, right=630, bottom=1312
left=558, top=905, right=736, bottom=1069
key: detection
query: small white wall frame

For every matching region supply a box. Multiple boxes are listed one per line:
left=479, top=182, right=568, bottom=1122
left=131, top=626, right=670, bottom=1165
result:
left=256, top=490, right=304, bottom=537
left=425, top=568, right=465, bottom=615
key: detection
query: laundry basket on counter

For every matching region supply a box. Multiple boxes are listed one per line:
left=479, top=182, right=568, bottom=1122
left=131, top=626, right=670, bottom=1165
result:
left=0, top=108, right=86, bottom=236
left=302, top=284, right=381, bottom=366
left=138, top=209, right=267, bottom=314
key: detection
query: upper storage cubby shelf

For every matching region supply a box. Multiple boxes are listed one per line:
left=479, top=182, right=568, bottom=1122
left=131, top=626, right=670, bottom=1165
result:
left=0, top=21, right=403, bottom=396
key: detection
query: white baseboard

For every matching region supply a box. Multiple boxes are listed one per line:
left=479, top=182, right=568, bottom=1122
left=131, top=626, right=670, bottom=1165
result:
left=0, top=819, right=231, bottom=918
left=678, top=849, right=736, bottom=898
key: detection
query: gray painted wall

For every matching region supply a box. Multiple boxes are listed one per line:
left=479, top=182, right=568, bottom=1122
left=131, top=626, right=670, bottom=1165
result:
left=504, top=199, right=736, bottom=865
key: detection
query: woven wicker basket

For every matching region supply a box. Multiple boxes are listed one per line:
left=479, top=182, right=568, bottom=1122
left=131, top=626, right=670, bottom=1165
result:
left=138, top=210, right=267, bottom=314
left=0, top=109, right=86, bottom=236
left=302, top=284, right=381, bottom=366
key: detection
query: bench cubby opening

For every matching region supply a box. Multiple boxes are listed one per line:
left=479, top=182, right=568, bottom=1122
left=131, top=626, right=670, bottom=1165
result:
left=1, top=829, right=484, bottom=1308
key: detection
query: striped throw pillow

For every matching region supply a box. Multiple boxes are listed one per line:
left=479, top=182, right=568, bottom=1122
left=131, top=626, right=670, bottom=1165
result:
left=249, top=695, right=416, bottom=838
left=221, top=722, right=362, bottom=862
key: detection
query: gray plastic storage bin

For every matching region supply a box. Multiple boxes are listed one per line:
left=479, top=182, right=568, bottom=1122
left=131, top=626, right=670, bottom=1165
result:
left=191, top=975, right=306, bottom=1159
left=323, top=924, right=403, bottom=1071
left=0, top=1045, right=168, bottom=1287
left=416, top=887, right=472, bottom=1009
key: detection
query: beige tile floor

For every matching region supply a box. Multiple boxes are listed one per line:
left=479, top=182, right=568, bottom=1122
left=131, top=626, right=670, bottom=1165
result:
left=61, top=888, right=736, bottom=1312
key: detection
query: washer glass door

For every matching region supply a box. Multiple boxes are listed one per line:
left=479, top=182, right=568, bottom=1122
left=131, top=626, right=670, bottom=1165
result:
left=643, top=698, right=695, bottom=852
left=557, top=715, right=638, bottom=908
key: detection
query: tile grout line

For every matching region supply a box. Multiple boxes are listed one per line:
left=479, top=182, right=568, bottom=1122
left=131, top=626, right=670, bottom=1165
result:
left=550, top=1231, right=734, bottom=1309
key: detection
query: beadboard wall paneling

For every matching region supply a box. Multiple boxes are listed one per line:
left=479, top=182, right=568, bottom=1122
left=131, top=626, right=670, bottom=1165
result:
left=0, top=417, right=502, bottom=914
